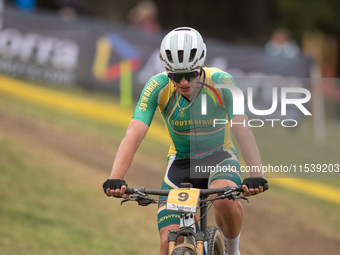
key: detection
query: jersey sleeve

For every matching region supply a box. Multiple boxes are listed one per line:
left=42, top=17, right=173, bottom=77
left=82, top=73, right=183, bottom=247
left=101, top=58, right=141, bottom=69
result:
left=132, top=73, right=169, bottom=126
left=211, top=70, right=246, bottom=120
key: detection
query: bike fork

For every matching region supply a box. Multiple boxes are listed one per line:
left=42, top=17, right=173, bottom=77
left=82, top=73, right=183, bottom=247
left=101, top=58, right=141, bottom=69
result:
left=200, top=200, right=208, bottom=255
left=168, top=213, right=205, bottom=255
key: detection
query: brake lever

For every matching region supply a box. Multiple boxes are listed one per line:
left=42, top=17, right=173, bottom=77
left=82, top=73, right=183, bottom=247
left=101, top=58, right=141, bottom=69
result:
left=120, top=188, right=147, bottom=205
left=120, top=193, right=155, bottom=206
left=221, top=191, right=249, bottom=203
left=233, top=194, right=249, bottom=203
left=120, top=196, right=136, bottom=205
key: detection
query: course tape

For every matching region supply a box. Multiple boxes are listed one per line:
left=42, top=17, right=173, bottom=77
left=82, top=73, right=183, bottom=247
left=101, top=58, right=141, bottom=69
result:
left=0, top=75, right=339, bottom=205
left=269, top=178, right=340, bottom=205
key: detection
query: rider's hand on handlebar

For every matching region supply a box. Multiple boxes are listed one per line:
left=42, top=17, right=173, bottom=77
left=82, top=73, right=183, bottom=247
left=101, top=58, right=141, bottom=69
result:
left=241, top=177, right=268, bottom=197
left=103, top=179, right=129, bottom=198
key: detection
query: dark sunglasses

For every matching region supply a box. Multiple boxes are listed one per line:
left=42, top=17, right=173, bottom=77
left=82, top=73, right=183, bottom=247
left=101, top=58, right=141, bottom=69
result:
left=167, top=68, right=201, bottom=83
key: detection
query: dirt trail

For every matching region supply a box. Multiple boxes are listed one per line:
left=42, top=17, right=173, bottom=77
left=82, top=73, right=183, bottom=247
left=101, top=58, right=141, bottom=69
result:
left=1, top=111, right=339, bottom=255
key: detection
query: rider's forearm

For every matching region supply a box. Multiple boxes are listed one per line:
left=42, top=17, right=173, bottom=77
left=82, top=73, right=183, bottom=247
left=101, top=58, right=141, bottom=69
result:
left=239, top=131, right=264, bottom=177
left=109, top=121, right=147, bottom=179
left=110, top=124, right=146, bottom=179
left=109, top=135, right=139, bottom=179
left=233, top=123, right=264, bottom=178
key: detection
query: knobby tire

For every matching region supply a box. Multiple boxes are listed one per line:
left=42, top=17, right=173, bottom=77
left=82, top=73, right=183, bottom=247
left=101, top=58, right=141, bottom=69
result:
left=207, top=226, right=225, bottom=255
left=171, top=247, right=195, bottom=255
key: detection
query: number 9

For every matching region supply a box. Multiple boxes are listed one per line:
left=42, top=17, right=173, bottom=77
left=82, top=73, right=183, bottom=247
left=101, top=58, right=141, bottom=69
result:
left=178, top=192, right=189, bottom=202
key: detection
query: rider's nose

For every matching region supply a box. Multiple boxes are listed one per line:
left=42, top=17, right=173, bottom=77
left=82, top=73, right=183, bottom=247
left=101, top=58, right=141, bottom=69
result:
left=180, top=77, right=189, bottom=85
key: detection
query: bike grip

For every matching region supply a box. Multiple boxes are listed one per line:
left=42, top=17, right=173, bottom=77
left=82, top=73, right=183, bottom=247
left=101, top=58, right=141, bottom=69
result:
left=263, top=182, right=269, bottom=191
left=236, top=185, right=244, bottom=192
left=125, top=187, right=134, bottom=194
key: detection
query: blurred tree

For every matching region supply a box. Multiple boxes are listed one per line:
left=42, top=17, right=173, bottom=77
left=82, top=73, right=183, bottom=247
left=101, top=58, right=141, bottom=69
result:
left=33, top=0, right=272, bottom=43
left=156, top=0, right=271, bottom=43
left=35, top=0, right=56, bottom=9
left=23, top=0, right=340, bottom=48
left=85, top=0, right=139, bottom=23
left=272, top=0, right=340, bottom=75
left=272, top=0, right=340, bottom=41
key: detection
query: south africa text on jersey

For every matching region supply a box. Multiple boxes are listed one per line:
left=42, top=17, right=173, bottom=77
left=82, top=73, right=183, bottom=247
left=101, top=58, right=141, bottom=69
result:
left=138, top=79, right=160, bottom=111
left=171, top=119, right=216, bottom=126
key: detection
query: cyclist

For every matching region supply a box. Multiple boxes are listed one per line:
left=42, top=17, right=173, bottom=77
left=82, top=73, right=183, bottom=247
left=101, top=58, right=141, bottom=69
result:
left=103, top=27, right=268, bottom=255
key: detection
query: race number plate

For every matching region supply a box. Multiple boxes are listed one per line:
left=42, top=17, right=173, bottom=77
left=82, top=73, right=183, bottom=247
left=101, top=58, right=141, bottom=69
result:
left=166, top=189, right=200, bottom=213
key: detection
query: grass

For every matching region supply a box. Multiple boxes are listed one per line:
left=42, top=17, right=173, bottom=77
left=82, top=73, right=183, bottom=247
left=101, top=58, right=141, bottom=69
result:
left=253, top=118, right=340, bottom=166
left=0, top=93, right=169, bottom=163
left=0, top=129, right=160, bottom=255
left=0, top=83, right=168, bottom=254
left=232, top=117, right=340, bottom=185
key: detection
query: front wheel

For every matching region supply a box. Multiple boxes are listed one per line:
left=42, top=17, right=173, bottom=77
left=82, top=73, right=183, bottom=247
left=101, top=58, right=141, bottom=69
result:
left=207, top=226, right=225, bottom=255
left=171, top=247, right=195, bottom=255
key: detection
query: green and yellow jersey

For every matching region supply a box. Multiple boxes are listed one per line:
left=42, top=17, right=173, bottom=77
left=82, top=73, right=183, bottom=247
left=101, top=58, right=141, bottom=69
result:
left=133, top=67, right=242, bottom=160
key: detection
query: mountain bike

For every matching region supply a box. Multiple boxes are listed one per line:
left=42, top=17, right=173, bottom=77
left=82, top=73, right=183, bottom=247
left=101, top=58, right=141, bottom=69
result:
left=121, top=182, right=268, bottom=255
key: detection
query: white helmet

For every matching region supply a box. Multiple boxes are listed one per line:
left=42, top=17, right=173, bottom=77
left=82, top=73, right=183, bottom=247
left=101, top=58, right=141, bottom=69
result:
left=160, top=27, right=206, bottom=73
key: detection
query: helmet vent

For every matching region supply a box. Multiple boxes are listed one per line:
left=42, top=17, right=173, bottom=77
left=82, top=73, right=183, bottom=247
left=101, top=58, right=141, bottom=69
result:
left=199, top=50, right=205, bottom=60
left=178, top=50, right=183, bottom=63
left=166, top=50, right=173, bottom=63
left=175, top=28, right=191, bottom=31
left=189, top=49, right=197, bottom=62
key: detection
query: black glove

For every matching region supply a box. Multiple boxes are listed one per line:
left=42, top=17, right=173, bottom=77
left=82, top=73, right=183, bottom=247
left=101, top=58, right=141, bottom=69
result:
left=103, top=179, right=128, bottom=196
left=242, top=177, right=268, bottom=191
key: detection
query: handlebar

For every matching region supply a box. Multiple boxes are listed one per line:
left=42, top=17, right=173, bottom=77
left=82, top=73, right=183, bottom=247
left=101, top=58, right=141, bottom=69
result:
left=121, top=183, right=268, bottom=206
left=125, top=187, right=168, bottom=196
left=125, top=182, right=268, bottom=197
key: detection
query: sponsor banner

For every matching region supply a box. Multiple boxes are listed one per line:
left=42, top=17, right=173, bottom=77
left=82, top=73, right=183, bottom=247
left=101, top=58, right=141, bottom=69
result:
left=0, top=6, right=312, bottom=103
left=0, top=8, right=83, bottom=85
